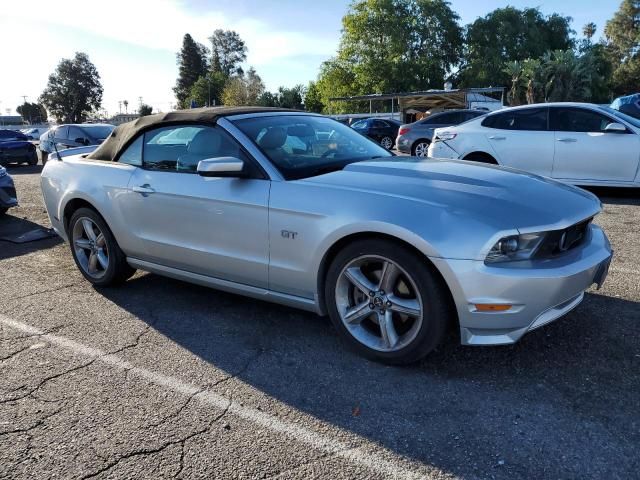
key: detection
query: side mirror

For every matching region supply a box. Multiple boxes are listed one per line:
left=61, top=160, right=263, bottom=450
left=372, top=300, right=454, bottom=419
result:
left=197, top=157, right=245, bottom=177
left=604, top=122, right=627, bottom=133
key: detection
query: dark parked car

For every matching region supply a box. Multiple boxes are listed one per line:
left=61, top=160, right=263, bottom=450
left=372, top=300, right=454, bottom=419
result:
left=0, top=130, right=38, bottom=166
left=351, top=118, right=401, bottom=150
left=396, top=109, right=487, bottom=156
left=0, top=166, right=17, bottom=215
left=39, top=123, right=115, bottom=164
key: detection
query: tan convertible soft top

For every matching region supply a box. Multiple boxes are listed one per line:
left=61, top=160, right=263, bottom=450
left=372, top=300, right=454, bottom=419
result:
left=87, top=106, right=295, bottom=162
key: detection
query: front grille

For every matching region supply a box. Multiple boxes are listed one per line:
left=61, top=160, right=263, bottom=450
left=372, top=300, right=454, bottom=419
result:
left=534, top=219, right=591, bottom=259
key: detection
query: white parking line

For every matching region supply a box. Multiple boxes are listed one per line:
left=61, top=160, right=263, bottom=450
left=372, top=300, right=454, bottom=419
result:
left=0, top=314, right=429, bottom=480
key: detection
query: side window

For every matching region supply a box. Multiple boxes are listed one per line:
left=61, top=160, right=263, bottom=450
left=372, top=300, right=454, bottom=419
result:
left=118, top=135, right=143, bottom=166
left=56, top=126, right=69, bottom=140
left=142, top=125, right=247, bottom=173
left=68, top=127, right=86, bottom=142
left=465, top=111, right=484, bottom=121
left=482, top=108, right=547, bottom=131
left=550, top=108, right=619, bottom=133
left=372, top=120, right=388, bottom=128
left=351, top=120, right=368, bottom=129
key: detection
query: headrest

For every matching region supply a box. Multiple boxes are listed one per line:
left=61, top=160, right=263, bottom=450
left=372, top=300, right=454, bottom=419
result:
left=287, top=124, right=315, bottom=137
left=258, top=127, right=287, bottom=149
left=188, top=129, right=223, bottom=155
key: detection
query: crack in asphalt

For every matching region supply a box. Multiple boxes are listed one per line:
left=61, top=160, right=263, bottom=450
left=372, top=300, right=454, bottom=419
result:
left=80, top=396, right=234, bottom=480
left=8, top=281, right=83, bottom=301
left=0, top=406, right=63, bottom=437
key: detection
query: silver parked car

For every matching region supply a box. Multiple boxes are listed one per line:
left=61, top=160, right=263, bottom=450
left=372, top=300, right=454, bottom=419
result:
left=41, top=107, right=613, bottom=364
left=396, top=109, right=487, bottom=156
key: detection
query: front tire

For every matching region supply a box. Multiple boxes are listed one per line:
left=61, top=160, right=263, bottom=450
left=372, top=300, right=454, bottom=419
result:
left=68, top=207, right=135, bottom=287
left=325, top=239, right=452, bottom=364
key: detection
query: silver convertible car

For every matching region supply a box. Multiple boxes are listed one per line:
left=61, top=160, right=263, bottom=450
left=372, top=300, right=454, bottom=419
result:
left=41, top=107, right=613, bottom=364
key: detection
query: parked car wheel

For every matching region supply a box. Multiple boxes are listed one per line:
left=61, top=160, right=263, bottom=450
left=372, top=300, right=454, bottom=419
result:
left=411, top=140, right=430, bottom=157
left=68, top=207, right=135, bottom=287
left=380, top=136, right=394, bottom=150
left=0, top=207, right=8, bottom=215
left=40, top=151, right=48, bottom=165
left=325, top=239, right=451, bottom=364
left=28, top=154, right=38, bottom=166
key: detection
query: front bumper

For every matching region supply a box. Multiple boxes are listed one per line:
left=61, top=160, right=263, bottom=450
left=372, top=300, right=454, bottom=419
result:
left=431, top=224, right=612, bottom=346
left=0, top=177, right=18, bottom=209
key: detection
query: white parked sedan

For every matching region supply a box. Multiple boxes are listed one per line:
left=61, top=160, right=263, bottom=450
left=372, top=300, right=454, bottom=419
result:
left=428, top=102, right=640, bottom=186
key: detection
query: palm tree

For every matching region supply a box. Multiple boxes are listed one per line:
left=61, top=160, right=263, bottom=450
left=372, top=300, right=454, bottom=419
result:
left=583, top=22, right=597, bottom=41
left=503, top=61, right=523, bottom=106
left=123, top=100, right=129, bottom=114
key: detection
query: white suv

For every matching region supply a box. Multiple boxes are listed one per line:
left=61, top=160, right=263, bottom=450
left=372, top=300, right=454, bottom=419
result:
left=428, top=102, right=640, bottom=187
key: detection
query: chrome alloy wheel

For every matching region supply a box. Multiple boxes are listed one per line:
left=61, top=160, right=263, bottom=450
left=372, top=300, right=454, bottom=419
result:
left=414, top=142, right=429, bottom=157
left=335, top=255, right=423, bottom=352
left=380, top=136, right=393, bottom=150
left=72, top=217, right=109, bottom=279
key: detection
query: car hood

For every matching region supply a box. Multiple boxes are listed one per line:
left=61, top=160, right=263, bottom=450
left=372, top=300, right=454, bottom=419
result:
left=301, top=158, right=601, bottom=232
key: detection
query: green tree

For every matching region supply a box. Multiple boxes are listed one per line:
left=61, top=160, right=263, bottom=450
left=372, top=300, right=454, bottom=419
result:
left=583, top=22, right=597, bottom=42
left=222, top=67, right=264, bottom=106
left=256, top=91, right=278, bottom=107
left=277, top=85, right=304, bottom=109
left=16, top=102, right=47, bottom=123
left=337, top=0, right=463, bottom=94
left=460, top=7, right=574, bottom=88
left=503, top=61, right=523, bottom=106
left=174, top=33, right=208, bottom=108
left=39, top=52, right=103, bottom=123
left=138, top=103, right=153, bottom=116
left=188, top=71, right=227, bottom=107
left=303, top=81, right=324, bottom=112
left=209, top=29, right=247, bottom=77
left=605, top=0, right=640, bottom=95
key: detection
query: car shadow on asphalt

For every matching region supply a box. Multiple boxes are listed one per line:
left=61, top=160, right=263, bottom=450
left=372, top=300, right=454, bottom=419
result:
left=0, top=214, right=62, bottom=260
left=99, top=272, right=640, bottom=479
left=583, top=186, right=640, bottom=206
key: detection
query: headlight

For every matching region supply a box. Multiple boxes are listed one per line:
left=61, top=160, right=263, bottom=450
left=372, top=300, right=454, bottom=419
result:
left=485, top=232, right=546, bottom=263
left=433, top=132, right=457, bottom=142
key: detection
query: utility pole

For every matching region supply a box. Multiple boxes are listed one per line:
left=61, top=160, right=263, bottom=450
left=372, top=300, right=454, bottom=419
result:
left=21, top=95, right=28, bottom=104
left=118, top=101, right=122, bottom=114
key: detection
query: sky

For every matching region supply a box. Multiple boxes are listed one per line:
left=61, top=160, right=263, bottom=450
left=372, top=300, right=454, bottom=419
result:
left=0, top=0, right=620, bottom=118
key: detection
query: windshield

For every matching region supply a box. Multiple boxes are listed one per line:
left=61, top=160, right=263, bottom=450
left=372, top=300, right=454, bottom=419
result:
left=232, top=115, right=393, bottom=180
left=599, top=106, right=640, bottom=129
left=82, top=125, right=115, bottom=139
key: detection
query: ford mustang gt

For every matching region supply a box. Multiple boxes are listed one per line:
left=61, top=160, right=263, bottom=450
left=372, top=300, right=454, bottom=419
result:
left=40, top=107, right=613, bottom=364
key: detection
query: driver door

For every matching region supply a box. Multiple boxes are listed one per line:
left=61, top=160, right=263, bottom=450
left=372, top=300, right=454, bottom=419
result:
left=119, top=124, right=270, bottom=288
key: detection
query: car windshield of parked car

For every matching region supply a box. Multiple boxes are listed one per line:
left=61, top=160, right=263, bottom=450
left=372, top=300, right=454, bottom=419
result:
left=600, top=106, right=640, bottom=130
left=81, top=125, right=115, bottom=140
left=232, top=115, right=393, bottom=180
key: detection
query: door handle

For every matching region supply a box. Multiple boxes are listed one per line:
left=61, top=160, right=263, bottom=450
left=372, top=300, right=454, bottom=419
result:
left=132, top=184, right=155, bottom=195
left=557, top=138, right=577, bottom=143
left=489, top=135, right=506, bottom=140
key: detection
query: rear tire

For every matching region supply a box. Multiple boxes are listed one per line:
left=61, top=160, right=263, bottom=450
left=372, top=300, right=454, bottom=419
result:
left=380, top=136, right=394, bottom=150
left=325, top=239, right=452, bottom=364
left=68, top=207, right=135, bottom=287
left=40, top=151, right=48, bottom=165
left=411, top=140, right=430, bottom=157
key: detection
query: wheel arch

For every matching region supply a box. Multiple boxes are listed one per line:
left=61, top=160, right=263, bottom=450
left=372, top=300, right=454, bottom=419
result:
left=315, top=231, right=457, bottom=325
left=462, top=151, right=498, bottom=164
left=61, top=196, right=106, bottom=235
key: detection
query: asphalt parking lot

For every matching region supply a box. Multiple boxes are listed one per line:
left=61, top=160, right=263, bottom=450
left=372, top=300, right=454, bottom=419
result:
left=1, top=164, right=639, bottom=480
